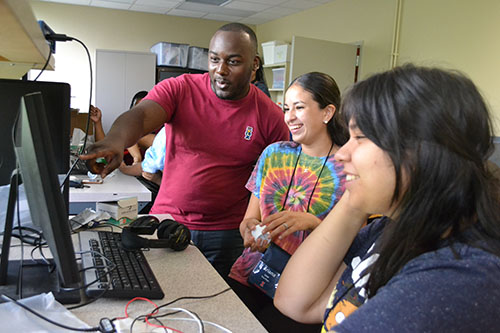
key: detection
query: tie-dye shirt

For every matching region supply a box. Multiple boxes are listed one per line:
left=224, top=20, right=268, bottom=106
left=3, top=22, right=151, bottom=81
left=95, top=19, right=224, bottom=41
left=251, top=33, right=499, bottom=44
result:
left=229, top=141, right=345, bottom=285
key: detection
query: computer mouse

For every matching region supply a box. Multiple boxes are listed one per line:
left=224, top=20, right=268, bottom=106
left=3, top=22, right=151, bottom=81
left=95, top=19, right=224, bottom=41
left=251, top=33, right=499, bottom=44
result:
left=128, top=215, right=160, bottom=234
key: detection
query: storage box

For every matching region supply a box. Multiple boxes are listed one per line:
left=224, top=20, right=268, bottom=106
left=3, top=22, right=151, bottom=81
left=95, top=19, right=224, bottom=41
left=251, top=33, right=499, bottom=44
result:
left=274, top=44, right=290, bottom=63
left=150, top=42, right=189, bottom=67
left=96, top=197, right=138, bottom=221
left=261, top=40, right=286, bottom=65
left=272, top=68, right=285, bottom=89
left=187, top=46, right=208, bottom=71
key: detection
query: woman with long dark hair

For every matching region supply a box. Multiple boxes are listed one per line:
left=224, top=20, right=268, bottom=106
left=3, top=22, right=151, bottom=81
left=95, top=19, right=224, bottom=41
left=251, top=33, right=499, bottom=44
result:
left=228, top=72, right=348, bottom=332
left=275, top=64, right=500, bottom=331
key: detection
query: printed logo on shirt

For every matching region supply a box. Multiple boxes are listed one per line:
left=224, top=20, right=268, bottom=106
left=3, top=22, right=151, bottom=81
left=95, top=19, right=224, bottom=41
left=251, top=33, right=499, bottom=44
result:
left=322, top=242, right=379, bottom=332
left=244, top=126, right=254, bottom=140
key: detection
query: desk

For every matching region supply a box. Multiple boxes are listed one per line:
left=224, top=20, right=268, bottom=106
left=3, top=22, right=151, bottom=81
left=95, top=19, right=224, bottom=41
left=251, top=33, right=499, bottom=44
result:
left=69, top=170, right=151, bottom=215
left=1, top=217, right=268, bottom=332
left=72, top=245, right=267, bottom=332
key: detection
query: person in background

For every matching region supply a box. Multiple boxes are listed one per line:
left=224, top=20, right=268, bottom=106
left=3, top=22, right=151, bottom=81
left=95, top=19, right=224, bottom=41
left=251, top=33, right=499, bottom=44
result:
left=251, top=55, right=270, bottom=97
left=274, top=64, right=500, bottom=332
left=89, top=90, right=153, bottom=165
left=81, top=23, right=290, bottom=277
left=120, top=127, right=165, bottom=213
left=228, top=72, right=348, bottom=332
left=119, top=126, right=165, bottom=186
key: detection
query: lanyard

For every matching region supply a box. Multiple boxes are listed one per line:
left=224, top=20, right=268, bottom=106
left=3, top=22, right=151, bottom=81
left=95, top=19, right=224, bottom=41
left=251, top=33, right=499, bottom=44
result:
left=281, top=143, right=334, bottom=213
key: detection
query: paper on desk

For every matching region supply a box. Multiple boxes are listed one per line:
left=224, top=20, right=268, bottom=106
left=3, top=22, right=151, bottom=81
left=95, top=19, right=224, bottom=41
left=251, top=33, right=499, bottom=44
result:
left=0, top=292, right=91, bottom=332
left=69, top=208, right=111, bottom=230
left=71, top=128, right=86, bottom=147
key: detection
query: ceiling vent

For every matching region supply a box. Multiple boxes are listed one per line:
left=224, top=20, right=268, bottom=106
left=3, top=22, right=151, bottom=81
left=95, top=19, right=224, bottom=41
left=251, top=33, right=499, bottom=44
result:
left=185, top=0, right=232, bottom=6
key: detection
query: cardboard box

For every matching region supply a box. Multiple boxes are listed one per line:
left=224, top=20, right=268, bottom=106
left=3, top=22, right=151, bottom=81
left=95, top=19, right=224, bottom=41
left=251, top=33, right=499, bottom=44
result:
left=70, top=108, right=93, bottom=136
left=96, top=197, right=138, bottom=220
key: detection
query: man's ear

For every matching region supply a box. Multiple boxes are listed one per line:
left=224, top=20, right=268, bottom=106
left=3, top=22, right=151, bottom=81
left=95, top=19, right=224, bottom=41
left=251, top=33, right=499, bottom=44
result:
left=253, top=56, right=259, bottom=72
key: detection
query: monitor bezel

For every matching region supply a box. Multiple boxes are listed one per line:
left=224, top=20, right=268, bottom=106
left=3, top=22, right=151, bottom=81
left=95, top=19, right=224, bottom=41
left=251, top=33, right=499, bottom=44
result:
left=13, top=92, right=80, bottom=287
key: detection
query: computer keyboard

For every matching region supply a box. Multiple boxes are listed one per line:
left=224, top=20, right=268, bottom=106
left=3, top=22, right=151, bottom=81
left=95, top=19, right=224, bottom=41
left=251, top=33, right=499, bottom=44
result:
left=78, top=230, right=165, bottom=299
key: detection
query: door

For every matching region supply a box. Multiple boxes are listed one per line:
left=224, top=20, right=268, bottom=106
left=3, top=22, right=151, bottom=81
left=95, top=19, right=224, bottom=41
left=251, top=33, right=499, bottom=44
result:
left=95, top=50, right=155, bottom=133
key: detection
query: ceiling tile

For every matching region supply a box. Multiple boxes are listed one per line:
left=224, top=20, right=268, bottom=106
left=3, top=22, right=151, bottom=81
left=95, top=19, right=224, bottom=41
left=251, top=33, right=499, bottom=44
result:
left=166, top=8, right=207, bottom=18
left=129, top=4, right=170, bottom=13
left=38, top=0, right=91, bottom=5
left=203, top=13, right=245, bottom=21
left=90, top=1, right=131, bottom=9
left=36, top=0, right=336, bottom=24
left=279, top=0, right=318, bottom=10
left=224, top=1, right=272, bottom=11
left=134, top=0, right=182, bottom=6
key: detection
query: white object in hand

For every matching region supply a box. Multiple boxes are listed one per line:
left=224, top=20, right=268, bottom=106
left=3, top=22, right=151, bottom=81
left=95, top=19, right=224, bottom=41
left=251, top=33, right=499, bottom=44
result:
left=252, top=224, right=270, bottom=242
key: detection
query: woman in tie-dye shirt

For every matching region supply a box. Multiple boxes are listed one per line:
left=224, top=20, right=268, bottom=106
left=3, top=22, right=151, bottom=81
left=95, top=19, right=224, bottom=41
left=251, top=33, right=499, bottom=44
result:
left=228, top=72, right=348, bottom=333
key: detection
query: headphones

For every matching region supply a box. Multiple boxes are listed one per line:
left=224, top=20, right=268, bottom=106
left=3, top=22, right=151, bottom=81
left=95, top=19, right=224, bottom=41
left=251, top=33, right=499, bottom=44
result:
left=121, top=219, right=191, bottom=251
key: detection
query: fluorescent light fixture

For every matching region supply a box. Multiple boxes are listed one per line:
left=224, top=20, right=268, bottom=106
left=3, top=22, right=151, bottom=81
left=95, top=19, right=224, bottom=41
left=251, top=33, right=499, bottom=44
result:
left=185, top=0, right=232, bottom=6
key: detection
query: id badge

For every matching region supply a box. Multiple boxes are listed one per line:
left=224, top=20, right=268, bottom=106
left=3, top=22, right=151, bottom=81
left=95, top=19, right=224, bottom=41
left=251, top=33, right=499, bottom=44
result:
left=248, top=260, right=281, bottom=298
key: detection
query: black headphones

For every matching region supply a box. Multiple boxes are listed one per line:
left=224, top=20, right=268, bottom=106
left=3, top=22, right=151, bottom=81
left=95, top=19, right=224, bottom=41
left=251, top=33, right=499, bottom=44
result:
left=121, top=218, right=191, bottom=251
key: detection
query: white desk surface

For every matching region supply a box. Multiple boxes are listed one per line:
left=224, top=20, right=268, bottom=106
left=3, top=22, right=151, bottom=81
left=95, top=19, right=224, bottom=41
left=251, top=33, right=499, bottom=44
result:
left=69, top=170, right=151, bottom=203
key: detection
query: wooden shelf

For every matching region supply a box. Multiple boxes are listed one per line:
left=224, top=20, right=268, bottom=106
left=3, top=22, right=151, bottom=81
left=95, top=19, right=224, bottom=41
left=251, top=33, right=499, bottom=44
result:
left=0, top=0, right=54, bottom=79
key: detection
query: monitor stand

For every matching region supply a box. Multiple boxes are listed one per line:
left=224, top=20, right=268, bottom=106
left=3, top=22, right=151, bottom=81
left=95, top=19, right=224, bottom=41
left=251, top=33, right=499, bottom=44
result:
left=0, top=170, right=80, bottom=304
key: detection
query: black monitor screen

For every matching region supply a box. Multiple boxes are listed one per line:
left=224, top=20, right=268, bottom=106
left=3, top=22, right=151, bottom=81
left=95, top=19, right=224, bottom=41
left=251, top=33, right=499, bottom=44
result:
left=0, top=79, right=70, bottom=196
left=13, top=92, right=80, bottom=290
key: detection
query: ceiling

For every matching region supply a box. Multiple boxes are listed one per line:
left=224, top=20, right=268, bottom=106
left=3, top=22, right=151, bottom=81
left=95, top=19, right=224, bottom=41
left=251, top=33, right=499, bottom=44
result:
left=37, top=0, right=335, bottom=25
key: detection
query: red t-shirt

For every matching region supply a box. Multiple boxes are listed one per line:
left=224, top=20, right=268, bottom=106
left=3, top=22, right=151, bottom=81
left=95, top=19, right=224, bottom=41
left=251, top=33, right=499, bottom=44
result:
left=145, top=73, right=289, bottom=230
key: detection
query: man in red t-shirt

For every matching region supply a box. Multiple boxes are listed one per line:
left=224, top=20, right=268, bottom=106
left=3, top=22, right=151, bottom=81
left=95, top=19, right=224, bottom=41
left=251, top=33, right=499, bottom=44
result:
left=82, top=23, right=289, bottom=277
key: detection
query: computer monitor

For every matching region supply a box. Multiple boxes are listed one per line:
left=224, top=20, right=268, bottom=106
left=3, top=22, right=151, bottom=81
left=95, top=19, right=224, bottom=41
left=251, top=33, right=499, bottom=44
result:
left=0, top=79, right=70, bottom=213
left=0, top=92, right=80, bottom=303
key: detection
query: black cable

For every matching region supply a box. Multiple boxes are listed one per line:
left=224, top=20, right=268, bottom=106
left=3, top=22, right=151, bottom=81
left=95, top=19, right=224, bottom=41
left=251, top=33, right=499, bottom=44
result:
left=71, top=37, right=93, bottom=156
left=0, top=294, right=101, bottom=332
left=66, top=284, right=110, bottom=311
left=33, top=48, right=52, bottom=81
left=123, top=289, right=231, bottom=332
left=11, top=226, right=45, bottom=246
left=159, top=287, right=231, bottom=309
left=65, top=250, right=117, bottom=310
left=61, top=157, right=84, bottom=190
left=51, top=35, right=93, bottom=189
left=22, top=33, right=95, bottom=215
left=15, top=161, right=25, bottom=299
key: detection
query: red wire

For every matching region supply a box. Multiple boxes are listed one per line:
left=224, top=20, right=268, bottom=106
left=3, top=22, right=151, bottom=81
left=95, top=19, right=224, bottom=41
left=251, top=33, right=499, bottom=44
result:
left=117, top=297, right=184, bottom=333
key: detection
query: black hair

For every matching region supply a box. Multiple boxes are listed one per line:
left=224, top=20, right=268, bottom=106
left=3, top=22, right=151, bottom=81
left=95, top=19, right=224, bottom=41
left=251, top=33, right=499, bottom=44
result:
left=289, top=72, right=348, bottom=146
left=340, top=64, right=500, bottom=297
left=129, top=90, right=148, bottom=109
left=216, top=22, right=257, bottom=55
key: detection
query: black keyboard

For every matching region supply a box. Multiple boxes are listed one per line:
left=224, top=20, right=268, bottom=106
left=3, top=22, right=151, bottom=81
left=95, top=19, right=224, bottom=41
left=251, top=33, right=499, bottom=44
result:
left=78, top=230, right=165, bottom=299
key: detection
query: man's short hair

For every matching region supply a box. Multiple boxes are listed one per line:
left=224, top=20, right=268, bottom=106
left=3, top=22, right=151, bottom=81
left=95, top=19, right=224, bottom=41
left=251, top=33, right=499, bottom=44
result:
left=216, top=23, right=257, bottom=54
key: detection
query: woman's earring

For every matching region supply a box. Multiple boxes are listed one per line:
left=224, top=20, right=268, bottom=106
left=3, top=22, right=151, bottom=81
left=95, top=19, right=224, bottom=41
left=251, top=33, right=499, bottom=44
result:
left=323, top=120, right=329, bottom=124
